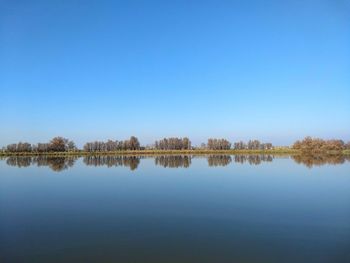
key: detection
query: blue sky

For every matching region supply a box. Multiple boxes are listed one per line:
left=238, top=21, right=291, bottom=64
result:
left=1, top=0, right=349, bottom=146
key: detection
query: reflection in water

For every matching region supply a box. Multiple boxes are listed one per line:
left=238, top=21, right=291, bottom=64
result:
left=83, top=155, right=140, bottom=170
left=207, top=155, right=232, bottom=167
left=3, top=154, right=350, bottom=171
left=155, top=155, right=192, bottom=168
left=6, top=156, right=78, bottom=171
left=291, top=154, right=350, bottom=168
left=234, top=154, right=274, bottom=165
left=33, top=156, right=77, bottom=172
left=2, top=154, right=350, bottom=263
left=6, top=156, right=32, bottom=168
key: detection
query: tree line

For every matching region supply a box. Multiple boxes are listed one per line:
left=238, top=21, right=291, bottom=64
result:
left=2, top=136, right=350, bottom=153
left=292, top=136, right=350, bottom=153
left=83, top=136, right=140, bottom=152
left=5, top=137, right=76, bottom=153
left=154, top=137, right=191, bottom=150
left=207, top=138, right=231, bottom=150
left=233, top=140, right=273, bottom=150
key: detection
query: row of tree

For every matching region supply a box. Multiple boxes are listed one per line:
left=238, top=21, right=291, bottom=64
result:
left=5, top=137, right=76, bottom=153
left=233, top=140, right=273, bottom=150
left=207, top=138, right=231, bottom=150
left=154, top=137, right=191, bottom=150
left=292, top=137, right=350, bottom=153
left=3, top=136, right=350, bottom=153
left=83, top=136, right=140, bottom=152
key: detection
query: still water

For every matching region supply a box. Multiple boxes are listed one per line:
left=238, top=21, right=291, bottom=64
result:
left=1, top=155, right=349, bottom=263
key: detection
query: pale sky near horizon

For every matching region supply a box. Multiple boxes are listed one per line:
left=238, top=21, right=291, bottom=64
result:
left=1, top=0, right=349, bottom=147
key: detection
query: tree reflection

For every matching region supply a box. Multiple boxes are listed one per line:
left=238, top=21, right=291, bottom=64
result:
left=154, top=155, right=192, bottom=168
left=83, top=155, right=140, bottom=170
left=234, top=154, right=274, bottom=165
left=6, top=156, right=32, bottom=167
left=291, top=154, right=349, bottom=168
left=207, top=155, right=232, bottom=167
left=33, top=156, right=77, bottom=172
left=6, top=156, right=78, bottom=171
left=4, top=153, right=349, bottom=171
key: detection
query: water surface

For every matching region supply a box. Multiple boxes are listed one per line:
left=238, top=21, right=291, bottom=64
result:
left=1, top=155, right=349, bottom=262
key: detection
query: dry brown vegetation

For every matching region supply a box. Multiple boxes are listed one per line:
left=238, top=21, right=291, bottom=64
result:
left=292, top=136, right=349, bottom=154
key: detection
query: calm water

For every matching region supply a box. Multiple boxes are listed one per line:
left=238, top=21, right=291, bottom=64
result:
left=1, top=155, right=349, bottom=263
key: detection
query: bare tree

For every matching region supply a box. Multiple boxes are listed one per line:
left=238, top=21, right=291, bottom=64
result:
left=292, top=136, right=346, bottom=153
left=83, top=137, right=141, bottom=152
left=67, top=141, right=76, bottom=151
left=207, top=138, right=231, bottom=150
left=154, top=137, right=192, bottom=150
left=49, top=137, right=68, bottom=152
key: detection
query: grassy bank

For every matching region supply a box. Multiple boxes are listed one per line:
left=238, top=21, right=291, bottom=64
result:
left=0, top=148, right=301, bottom=156
left=343, top=149, right=350, bottom=155
left=1, top=148, right=349, bottom=157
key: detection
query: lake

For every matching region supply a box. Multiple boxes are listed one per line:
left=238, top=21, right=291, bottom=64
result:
left=1, top=154, right=349, bottom=263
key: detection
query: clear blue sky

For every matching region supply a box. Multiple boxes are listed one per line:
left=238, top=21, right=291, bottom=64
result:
left=1, top=0, right=349, bottom=146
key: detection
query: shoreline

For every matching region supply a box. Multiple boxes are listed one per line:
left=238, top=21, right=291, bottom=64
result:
left=1, top=149, right=349, bottom=157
